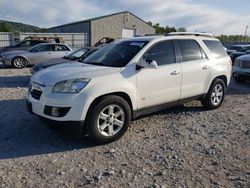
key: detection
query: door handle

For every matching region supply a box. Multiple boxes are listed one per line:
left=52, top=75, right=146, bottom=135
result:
left=170, top=71, right=180, bottom=75
left=202, top=66, right=209, bottom=70
left=47, top=53, right=51, bottom=54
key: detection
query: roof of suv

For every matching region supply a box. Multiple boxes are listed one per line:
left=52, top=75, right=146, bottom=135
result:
left=124, top=32, right=217, bottom=42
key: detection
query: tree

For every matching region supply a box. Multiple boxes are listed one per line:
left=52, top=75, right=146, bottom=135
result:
left=178, top=27, right=187, bottom=32
left=0, top=23, right=11, bottom=32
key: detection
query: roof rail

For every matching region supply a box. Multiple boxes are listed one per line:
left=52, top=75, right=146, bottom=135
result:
left=166, top=32, right=214, bottom=38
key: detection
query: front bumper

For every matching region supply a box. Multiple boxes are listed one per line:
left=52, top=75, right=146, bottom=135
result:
left=1, top=58, right=12, bottom=66
left=26, top=83, right=91, bottom=122
left=232, top=67, right=250, bottom=80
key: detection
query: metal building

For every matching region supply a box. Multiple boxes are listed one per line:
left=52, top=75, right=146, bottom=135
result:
left=48, top=11, right=155, bottom=46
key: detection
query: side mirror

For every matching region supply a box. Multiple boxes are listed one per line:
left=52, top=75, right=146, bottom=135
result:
left=137, top=59, right=158, bottom=70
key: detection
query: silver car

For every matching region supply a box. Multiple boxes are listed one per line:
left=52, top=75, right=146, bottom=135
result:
left=1, top=43, right=72, bottom=68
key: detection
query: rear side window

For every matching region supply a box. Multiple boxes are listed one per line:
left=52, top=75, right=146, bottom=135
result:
left=203, top=40, right=227, bottom=58
left=55, top=45, right=70, bottom=51
left=143, top=40, right=175, bottom=66
left=37, top=45, right=54, bottom=52
left=178, top=40, right=204, bottom=62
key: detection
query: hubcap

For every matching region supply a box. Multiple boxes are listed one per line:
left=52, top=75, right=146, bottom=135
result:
left=97, top=104, right=125, bottom=137
left=13, top=58, right=26, bottom=68
left=211, top=84, right=223, bottom=105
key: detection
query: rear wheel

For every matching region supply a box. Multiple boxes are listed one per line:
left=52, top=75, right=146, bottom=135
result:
left=201, top=78, right=226, bottom=109
left=12, top=57, right=28, bottom=68
left=86, top=95, right=131, bottom=144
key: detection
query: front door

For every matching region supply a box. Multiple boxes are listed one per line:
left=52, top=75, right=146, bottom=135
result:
left=136, top=40, right=182, bottom=108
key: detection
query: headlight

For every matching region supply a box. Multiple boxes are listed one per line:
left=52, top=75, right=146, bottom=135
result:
left=53, top=78, right=90, bottom=93
left=234, top=58, right=241, bottom=66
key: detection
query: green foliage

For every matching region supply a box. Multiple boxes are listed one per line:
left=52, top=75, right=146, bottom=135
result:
left=217, top=35, right=250, bottom=42
left=0, top=20, right=41, bottom=32
left=148, top=21, right=185, bottom=34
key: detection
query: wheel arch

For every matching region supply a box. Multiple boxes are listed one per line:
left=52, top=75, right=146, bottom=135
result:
left=11, top=56, right=29, bottom=66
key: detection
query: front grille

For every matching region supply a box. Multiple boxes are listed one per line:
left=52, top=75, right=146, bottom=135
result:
left=30, top=89, right=42, bottom=100
left=241, top=60, right=250, bottom=69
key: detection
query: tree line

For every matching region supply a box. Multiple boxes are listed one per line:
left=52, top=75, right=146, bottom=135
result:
left=148, top=22, right=249, bottom=42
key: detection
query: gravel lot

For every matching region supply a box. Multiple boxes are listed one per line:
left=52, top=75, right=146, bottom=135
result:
left=0, top=63, right=249, bottom=188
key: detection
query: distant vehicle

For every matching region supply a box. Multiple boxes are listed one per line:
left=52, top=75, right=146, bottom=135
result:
left=0, top=39, right=47, bottom=57
left=94, top=37, right=114, bottom=47
left=226, top=45, right=245, bottom=55
left=229, top=45, right=250, bottom=64
left=31, top=47, right=101, bottom=74
left=233, top=54, right=250, bottom=83
left=1, top=43, right=72, bottom=68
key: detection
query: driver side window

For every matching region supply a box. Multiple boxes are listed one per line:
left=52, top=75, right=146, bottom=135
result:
left=143, top=40, right=175, bottom=66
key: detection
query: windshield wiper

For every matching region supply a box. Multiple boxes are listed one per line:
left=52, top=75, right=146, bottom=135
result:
left=83, top=62, right=106, bottom=66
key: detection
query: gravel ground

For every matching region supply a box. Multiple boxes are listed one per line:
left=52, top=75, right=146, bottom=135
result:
left=0, top=64, right=249, bottom=188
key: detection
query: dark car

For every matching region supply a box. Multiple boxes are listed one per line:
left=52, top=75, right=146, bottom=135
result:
left=30, top=47, right=100, bottom=74
left=0, top=39, right=48, bottom=57
left=226, top=45, right=244, bottom=55
left=229, top=45, right=250, bottom=64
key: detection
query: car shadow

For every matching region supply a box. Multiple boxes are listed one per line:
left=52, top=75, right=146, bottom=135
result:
left=227, top=79, right=250, bottom=95
left=0, top=99, right=95, bottom=160
left=0, top=75, right=31, bottom=88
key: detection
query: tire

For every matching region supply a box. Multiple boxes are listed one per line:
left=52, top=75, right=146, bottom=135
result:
left=12, top=57, right=28, bottom=68
left=86, top=95, right=131, bottom=144
left=234, top=77, right=245, bottom=83
left=201, top=78, right=226, bottom=109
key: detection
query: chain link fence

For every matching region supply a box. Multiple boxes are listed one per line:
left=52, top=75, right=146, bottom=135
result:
left=0, top=32, right=89, bottom=48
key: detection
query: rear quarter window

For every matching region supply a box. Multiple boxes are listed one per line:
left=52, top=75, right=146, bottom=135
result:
left=203, top=40, right=227, bottom=58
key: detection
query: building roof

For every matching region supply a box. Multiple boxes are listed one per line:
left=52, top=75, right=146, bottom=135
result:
left=49, top=11, right=154, bottom=30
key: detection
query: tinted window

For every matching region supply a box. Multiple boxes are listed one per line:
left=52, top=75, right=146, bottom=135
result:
left=37, top=45, right=54, bottom=52
left=203, top=40, right=227, bottom=58
left=143, top=40, right=175, bottom=66
left=178, top=40, right=203, bottom=62
left=84, top=41, right=148, bottom=67
left=55, top=45, right=70, bottom=51
left=14, top=40, right=31, bottom=47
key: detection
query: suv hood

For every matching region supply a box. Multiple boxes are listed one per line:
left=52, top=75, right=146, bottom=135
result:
left=32, top=62, right=122, bottom=86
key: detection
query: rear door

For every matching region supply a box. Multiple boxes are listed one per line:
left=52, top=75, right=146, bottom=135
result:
left=136, top=40, right=182, bottom=108
left=175, top=39, right=211, bottom=99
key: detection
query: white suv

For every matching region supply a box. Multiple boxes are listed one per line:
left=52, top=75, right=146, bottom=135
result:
left=27, top=32, right=232, bottom=143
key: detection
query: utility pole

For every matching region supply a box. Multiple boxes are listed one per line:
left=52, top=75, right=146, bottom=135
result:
left=244, top=26, right=248, bottom=42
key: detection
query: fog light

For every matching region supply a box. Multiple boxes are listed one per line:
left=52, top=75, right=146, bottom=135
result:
left=44, top=106, right=71, bottom=117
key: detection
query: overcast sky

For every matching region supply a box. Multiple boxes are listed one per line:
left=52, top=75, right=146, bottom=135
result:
left=0, top=0, right=249, bottom=35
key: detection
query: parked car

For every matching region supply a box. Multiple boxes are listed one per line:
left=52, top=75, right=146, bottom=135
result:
left=229, top=45, right=250, bottom=64
left=27, top=32, right=232, bottom=143
left=226, top=45, right=245, bottom=55
left=1, top=43, right=72, bottom=68
left=0, top=39, right=47, bottom=61
left=31, top=47, right=92, bottom=74
left=232, top=54, right=250, bottom=83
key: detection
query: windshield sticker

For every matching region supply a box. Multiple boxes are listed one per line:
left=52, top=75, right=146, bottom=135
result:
left=129, top=42, right=145, bottom=48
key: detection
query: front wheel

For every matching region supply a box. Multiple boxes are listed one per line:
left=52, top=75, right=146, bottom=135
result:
left=12, top=57, right=28, bottom=68
left=201, top=79, right=226, bottom=109
left=86, top=95, right=131, bottom=144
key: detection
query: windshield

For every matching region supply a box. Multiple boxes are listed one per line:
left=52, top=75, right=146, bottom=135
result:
left=27, top=44, right=43, bottom=52
left=65, top=48, right=89, bottom=60
left=83, top=40, right=149, bottom=67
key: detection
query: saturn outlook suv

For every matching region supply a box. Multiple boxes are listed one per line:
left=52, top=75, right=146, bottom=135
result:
left=26, top=32, right=232, bottom=143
